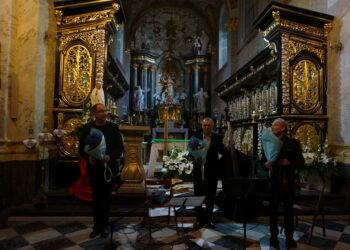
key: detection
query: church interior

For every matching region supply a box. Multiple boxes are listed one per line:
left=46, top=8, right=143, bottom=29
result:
left=1, top=0, right=350, bottom=249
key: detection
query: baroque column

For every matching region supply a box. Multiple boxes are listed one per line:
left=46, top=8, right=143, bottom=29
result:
left=184, top=55, right=210, bottom=116
left=192, top=65, right=200, bottom=94
left=141, top=64, right=149, bottom=110
left=130, top=63, right=138, bottom=113
left=147, top=66, right=156, bottom=110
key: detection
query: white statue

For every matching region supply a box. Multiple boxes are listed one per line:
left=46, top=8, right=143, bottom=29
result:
left=194, top=88, right=208, bottom=113
left=193, top=36, right=202, bottom=53
left=134, top=86, right=147, bottom=112
left=90, top=82, right=105, bottom=106
left=199, top=30, right=209, bottom=52
left=153, top=92, right=161, bottom=105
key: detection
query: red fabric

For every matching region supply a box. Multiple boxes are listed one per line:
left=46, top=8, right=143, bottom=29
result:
left=68, top=157, right=93, bottom=201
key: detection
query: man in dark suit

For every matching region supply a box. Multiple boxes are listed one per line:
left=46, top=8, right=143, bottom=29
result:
left=192, top=117, right=226, bottom=229
left=79, top=103, right=124, bottom=238
left=263, top=118, right=305, bottom=249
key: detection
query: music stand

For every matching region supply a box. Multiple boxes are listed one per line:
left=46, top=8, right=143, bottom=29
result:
left=222, top=178, right=269, bottom=250
left=167, top=196, right=206, bottom=230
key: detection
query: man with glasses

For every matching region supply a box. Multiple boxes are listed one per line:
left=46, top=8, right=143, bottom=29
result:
left=79, top=103, right=124, bottom=238
left=192, top=117, right=226, bottom=229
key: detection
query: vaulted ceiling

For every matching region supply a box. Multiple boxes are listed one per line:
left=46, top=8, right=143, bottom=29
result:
left=123, top=0, right=225, bottom=52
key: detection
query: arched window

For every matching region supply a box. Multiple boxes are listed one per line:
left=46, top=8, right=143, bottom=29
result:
left=218, top=5, right=229, bottom=69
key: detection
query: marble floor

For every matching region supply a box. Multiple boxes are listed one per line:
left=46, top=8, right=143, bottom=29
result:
left=1, top=213, right=350, bottom=250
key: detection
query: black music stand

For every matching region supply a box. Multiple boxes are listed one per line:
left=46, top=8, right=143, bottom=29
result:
left=167, top=196, right=206, bottom=230
left=221, top=178, right=269, bottom=250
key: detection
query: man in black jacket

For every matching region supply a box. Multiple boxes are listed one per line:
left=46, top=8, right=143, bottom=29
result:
left=263, top=118, right=304, bottom=249
left=192, top=117, right=226, bottom=229
left=79, top=103, right=124, bottom=238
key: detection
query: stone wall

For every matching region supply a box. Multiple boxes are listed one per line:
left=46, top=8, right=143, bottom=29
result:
left=0, top=0, right=57, bottom=162
left=0, top=0, right=57, bottom=219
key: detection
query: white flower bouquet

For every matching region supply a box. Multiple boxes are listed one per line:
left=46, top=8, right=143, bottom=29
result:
left=297, top=143, right=340, bottom=184
left=157, top=147, right=193, bottom=180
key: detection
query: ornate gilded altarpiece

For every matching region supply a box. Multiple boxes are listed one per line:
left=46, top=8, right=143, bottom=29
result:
left=216, top=2, right=333, bottom=157
left=53, top=0, right=126, bottom=159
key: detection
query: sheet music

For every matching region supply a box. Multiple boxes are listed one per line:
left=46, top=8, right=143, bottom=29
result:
left=166, top=196, right=206, bottom=207
left=167, top=197, right=187, bottom=206
left=184, top=196, right=205, bottom=206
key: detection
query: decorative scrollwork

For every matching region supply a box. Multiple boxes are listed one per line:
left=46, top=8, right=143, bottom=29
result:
left=59, top=117, right=80, bottom=157
left=59, top=3, right=119, bottom=26
left=293, top=123, right=320, bottom=152
left=281, top=34, right=325, bottom=110
left=233, top=128, right=242, bottom=151
left=280, top=19, right=324, bottom=38
left=55, top=10, right=63, bottom=25
left=286, top=38, right=325, bottom=63
left=59, top=29, right=104, bottom=52
left=242, top=128, right=254, bottom=156
left=292, top=59, right=320, bottom=112
left=62, top=45, right=92, bottom=105
left=62, top=11, right=110, bottom=26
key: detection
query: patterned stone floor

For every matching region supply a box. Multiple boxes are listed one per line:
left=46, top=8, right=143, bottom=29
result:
left=1, top=213, right=350, bottom=250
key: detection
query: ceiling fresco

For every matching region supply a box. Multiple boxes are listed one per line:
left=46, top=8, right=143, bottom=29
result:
left=124, top=0, right=224, bottom=55
left=132, top=9, right=211, bottom=57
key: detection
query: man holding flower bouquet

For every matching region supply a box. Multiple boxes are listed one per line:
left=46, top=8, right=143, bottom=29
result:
left=262, top=118, right=304, bottom=249
left=79, top=103, right=124, bottom=238
left=189, top=117, right=226, bottom=229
